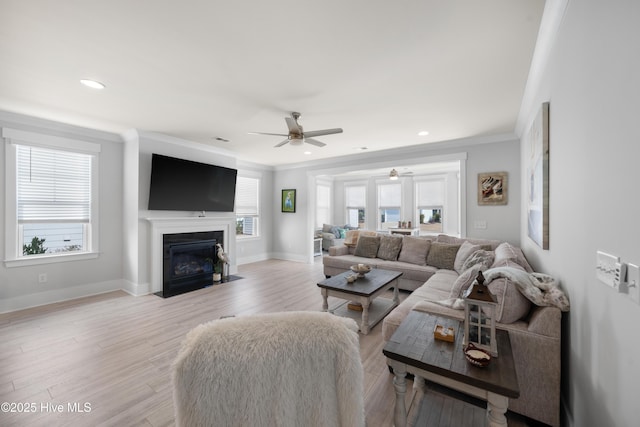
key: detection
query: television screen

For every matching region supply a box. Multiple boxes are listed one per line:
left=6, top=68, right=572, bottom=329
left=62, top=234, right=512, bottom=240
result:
left=148, top=154, right=237, bottom=212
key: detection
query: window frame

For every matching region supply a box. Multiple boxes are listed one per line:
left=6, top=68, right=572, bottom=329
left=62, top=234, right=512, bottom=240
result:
left=235, top=174, right=260, bottom=240
left=414, top=176, right=446, bottom=236
left=376, top=181, right=402, bottom=230
left=3, top=128, right=100, bottom=267
left=316, top=181, right=332, bottom=229
left=344, top=183, right=366, bottom=229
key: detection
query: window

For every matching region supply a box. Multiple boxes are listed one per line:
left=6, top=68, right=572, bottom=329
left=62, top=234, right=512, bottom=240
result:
left=415, top=178, right=445, bottom=234
left=345, top=185, right=366, bottom=228
left=316, top=183, right=331, bottom=228
left=377, top=183, right=401, bottom=230
left=3, top=127, right=100, bottom=265
left=235, top=176, right=259, bottom=238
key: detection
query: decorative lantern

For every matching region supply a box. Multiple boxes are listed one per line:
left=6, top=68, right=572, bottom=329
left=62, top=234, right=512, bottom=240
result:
left=462, top=271, right=498, bottom=357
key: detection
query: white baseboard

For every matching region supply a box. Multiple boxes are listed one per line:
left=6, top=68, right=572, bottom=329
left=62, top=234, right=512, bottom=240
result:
left=236, top=253, right=270, bottom=265
left=270, top=252, right=310, bottom=263
left=0, top=279, right=124, bottom=314
left=122, top=280, right=151, bottom=296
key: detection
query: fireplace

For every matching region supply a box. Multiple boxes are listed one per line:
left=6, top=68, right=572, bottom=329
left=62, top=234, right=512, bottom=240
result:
left=160, top=230, right=224, bottom=297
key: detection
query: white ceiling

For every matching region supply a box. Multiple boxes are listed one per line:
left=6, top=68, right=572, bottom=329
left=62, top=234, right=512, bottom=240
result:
left=0, top=0, right=544, bottom=166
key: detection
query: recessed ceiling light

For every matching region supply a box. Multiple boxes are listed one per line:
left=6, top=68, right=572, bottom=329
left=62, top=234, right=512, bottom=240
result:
left=304, top=151, right=312, bottom=155
left=80, top=79, right=105, bottom=89
left=354, top=147, right=368, bottom=151
left=214, top=137, right=230, bottom=143
left=418, top=131, right=429, bottom=136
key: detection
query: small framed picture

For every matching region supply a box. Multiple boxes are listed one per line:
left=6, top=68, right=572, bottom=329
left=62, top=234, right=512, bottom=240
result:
left=281, top=189, right=296, bottom=213
left=478, top=172, right=507, bottom=205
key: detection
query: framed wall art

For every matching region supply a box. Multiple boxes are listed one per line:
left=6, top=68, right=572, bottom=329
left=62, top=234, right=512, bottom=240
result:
left=478, top=172, right=508, bottom=205
left=281, top=189, right=296, bottom=213
left=525, top=102, right=550, bottom=249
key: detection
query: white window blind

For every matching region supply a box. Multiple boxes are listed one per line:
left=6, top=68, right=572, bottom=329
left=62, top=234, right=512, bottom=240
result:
left=17, top=145, right=92, bottom=223
left=235, top=176, right=259, bottom=216
left=316, top=184, right=331, bottom=227
left=378, top=183, right=401, bottom=207
left=345, top=185, right=366, bottom=207
left=416, top=179, right=444, bottom=207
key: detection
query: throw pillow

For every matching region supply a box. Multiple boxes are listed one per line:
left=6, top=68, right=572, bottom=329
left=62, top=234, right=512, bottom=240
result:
left=426, top=242, right=461, bottom=270
left=453, top=241, right=481, bottom=273
left=376, top=234, right=403, bottom=261
left=330, top=226, right=341, bottom=238
left=461, top=249, right=495, bottom=272
left=397, top=237, right=431, bottom=266
left=354, top=235, right=381, bottom=258
left=337, top=228, right=346, bottom=239
left=344, top=230, right=360, bottom=246
left=322, top=223, right=334, bottom=233
left=493, top=242, right=533, bottom=272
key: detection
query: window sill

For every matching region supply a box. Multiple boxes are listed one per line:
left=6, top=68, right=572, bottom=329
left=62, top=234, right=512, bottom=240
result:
left=4, top=252, right=99, bottom=268
left=236, top=235, right=260, bottom=241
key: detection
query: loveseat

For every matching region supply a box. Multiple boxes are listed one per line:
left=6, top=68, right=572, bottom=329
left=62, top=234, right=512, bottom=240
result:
left=322, top=232, right=562, bottom=426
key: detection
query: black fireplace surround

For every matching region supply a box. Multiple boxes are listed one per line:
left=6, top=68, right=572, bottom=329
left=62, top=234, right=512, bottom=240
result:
left=159, top=230, right=224, bottom=297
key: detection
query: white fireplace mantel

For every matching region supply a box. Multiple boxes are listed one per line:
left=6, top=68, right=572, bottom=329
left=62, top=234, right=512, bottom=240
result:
left=145, top=216, right=234, bottom=293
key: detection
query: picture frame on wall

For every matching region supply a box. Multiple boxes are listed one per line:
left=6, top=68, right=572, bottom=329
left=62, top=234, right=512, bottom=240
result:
left=478, top=172, right=508, bottom=205
left=281, top=189, right=296, bottom=213
left=525, top=102, right=550, bottom=249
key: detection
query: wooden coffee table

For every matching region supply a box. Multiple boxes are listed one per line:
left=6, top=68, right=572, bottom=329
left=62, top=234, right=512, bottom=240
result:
left=383, top=311, right=520, bottom=427
left=317, top=268, right=402, bottom=334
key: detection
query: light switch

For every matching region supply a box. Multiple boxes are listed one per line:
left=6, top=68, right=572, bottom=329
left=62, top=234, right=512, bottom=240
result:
left=627, top=263, right=640, bottom=304
left=596, top=251, right=619, bottom=288
left=473, top=220, right=487, bottom=229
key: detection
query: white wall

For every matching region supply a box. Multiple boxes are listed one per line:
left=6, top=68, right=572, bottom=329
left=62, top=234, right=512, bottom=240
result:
left=0, top=112, right=124, bottom=313
left=517, top=1, right=640, bottom=425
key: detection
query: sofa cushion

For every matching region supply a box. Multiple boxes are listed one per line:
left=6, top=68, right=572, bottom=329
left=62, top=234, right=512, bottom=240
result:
left=426, top=242, right=460, bottom=270
left=354, top=234, right=380, bottom=258
left=397, top=236, right=431, bottom=266
left=487, top=259, right=532, bottom=323
left=493, top=242, right=533, bottom=272
left=376, top=234, right=403, bottom=261
left=461, top=249, right=495, bottom=272
left=436, top=234, right=502, bottom=250
left=454, top=241, right=481, bottom=273
left=322, top=223, right=334, bottom=233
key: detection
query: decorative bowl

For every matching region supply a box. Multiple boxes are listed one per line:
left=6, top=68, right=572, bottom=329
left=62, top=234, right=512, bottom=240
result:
left=350, top=264, right=371, bottom=277
left=464, top=343, right=491, bottom=367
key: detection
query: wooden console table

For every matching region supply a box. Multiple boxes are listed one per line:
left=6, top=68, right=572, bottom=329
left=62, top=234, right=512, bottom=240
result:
left=383, top=311, right=519, bottom=426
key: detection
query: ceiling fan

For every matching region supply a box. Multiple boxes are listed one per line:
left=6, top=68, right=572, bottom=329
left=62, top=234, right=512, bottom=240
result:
left=249, top=112, right=343, bottom=148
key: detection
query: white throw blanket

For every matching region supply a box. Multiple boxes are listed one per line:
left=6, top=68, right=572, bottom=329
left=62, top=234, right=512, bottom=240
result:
left=172, top=311, right=365, bottom=427
left=484, top=267, right=570, bottom=311
left=437, top=267, right=570, bottom=312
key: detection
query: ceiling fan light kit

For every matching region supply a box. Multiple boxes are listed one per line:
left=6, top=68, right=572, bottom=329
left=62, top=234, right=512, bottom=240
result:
left=250, top=112, right=343, bottom=148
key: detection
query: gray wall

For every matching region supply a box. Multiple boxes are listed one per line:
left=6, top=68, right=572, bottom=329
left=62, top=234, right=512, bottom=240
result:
left=0, top=112, right=124, bottom=312
left=518, top=1, right=640, bottom=425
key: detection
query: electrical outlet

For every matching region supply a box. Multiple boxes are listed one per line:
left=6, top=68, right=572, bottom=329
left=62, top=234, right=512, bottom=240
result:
left=596, top=251, right=619, bottom=288
left=38, top=273, right=47, bottom=283
left=628, top=263, right=640, bottom=304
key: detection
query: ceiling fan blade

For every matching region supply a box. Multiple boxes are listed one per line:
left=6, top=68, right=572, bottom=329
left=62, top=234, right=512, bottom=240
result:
left=303, top=128, right=343, bottom=138
left=274, top=139, right=289, bottom=148
left=285, top=117, right=302, bottom=134
left=248, top=132, right=288, bottom=136
left=304, top=138, right=326, bottom=147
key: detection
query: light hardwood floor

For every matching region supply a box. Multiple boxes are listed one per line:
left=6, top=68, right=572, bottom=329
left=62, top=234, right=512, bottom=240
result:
left=0, top=259, right=531, bottom=426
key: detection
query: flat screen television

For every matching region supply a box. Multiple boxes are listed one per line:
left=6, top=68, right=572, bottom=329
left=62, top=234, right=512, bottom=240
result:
left=148, top=154, right=237, bottom=212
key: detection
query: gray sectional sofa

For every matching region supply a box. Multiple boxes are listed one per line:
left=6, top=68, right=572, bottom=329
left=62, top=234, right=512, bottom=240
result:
left=322, top=232, right=562, bottom=426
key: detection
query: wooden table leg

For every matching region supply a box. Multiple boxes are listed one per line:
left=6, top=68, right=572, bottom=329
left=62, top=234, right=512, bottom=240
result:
left=486, top=392, right=509, bottom=427
left=391, top=365, right=408, bottom=427
left=321, top=289, right=329, bottom=312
